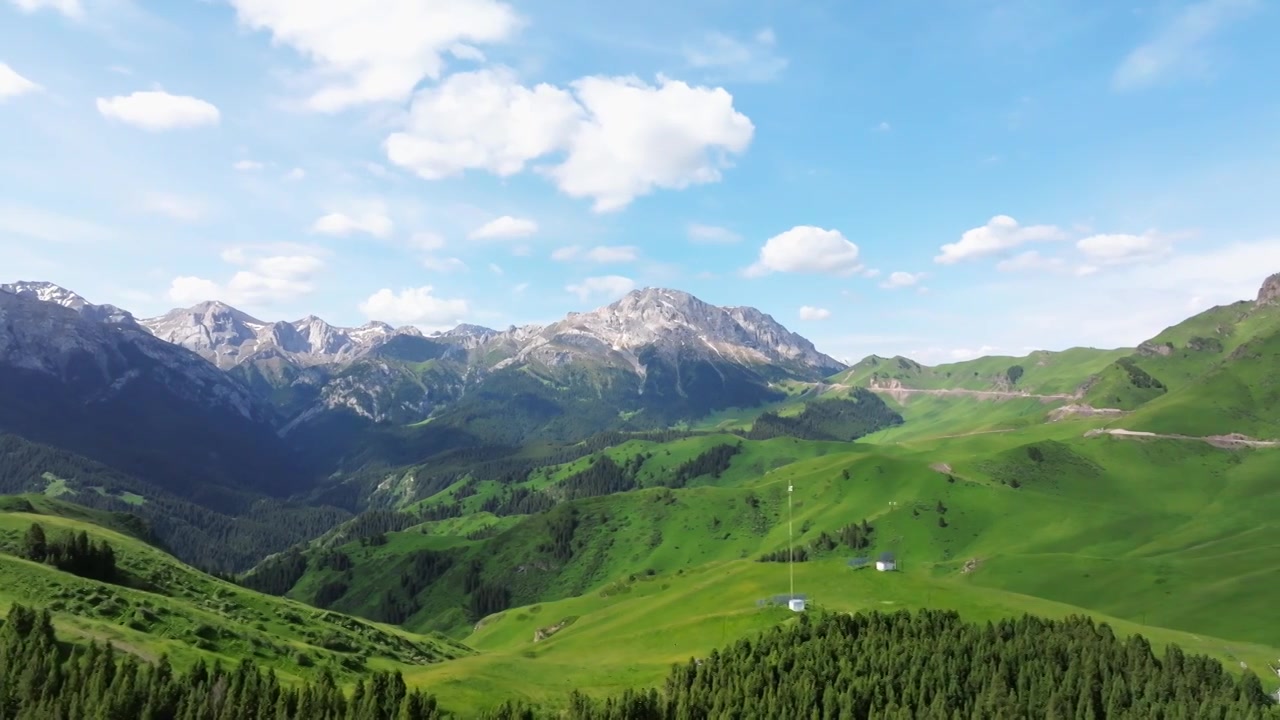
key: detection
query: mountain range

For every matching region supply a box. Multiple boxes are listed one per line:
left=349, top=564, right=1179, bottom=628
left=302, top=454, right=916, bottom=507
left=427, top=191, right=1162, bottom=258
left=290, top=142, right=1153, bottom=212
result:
left=2, top=281, right=843, bottom=436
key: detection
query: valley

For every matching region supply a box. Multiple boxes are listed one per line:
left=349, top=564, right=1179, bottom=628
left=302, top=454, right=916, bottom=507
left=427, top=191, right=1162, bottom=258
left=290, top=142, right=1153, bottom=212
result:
left=2, top=277, right=1280, bottom=716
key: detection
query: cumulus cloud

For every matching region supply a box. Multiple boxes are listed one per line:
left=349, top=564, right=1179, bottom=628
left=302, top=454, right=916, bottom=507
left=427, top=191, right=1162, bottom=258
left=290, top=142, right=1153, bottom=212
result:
left=687, top=223, right=740, bottom=244
left=234, top=159, right=264, bottom=172
left=385, top=68, right=754, bottom=212
left=310, top=204, right=393, bottom=237
left=1112, top=0, right=1258, bottom=91
left=798, top=306, right=831, bottom=321
left=935, top=215, right=1068, bottom=264
left=285, top=167, right=306, bottom=180
left=167, top=245, right=323, bottom=306
left=0, top=63, right=40, bottom=100
left=682, top=27, right=788, bottom=83
left=566, top=275, right=635, bottom=301
left=552, top=245, right=637, bottom=263
left=469, top=215, right=538, bottom=240
left=744, top=226, right=862, bottom=277
left=8, top=0, right=82, bottom=18
left=1076, top=232, right=1173, bottom=265
left=227, top=0, right=522, bottom=111
left=96, top=91, right=220, bottom=131
left=358, top=286, right=469, bottom=325
left=879, top=271, right=925, bottom=289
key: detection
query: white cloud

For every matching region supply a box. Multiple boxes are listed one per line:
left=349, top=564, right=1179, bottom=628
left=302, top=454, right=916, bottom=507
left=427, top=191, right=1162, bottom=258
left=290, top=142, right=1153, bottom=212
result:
left=168, top=246, right=324, bottom=306
left=744, top=226, right=862, bottom=277
left=408, top=231, right=445, bottom=251
left=310, top=204, right=393, bottom=237
left=875, top=121, right=891, bottom=132
left=8, top=0, right=82, bottom=19
left=798, top=306, right=831, bottom=321
left=682, top=27, right=788, bottom=83
left=1076, top=232, right=1173, bottom=265
left=1112, top=0, right=1258, bottom=91
left=861, top=268, right=881, bottom=278
left=488, top=263, right=504, bottom=275
left=552, top=245, right=637, bottom=263
left=96, top=91, right=220, bottom=131
left=995, top=250, right=1065, bottom=272
left=234, top=159, right=264, bottom=172
left=386, top=68, right=754, bottom=212
left=138, top=191, right=206, bottom=222
left=469, top=215, right=538, bottom=240
left=512, top=282, right=529, bottom=294
left=286, top=167, right=306, bottom=180
left=0, top=63, right=41, bottom=100
left=358, top=286, right=469, bottom=325
left=227, top=0, right=522, bottom=112
left=566, top=275, right=635, bottom=301
left=687, top=223, right=740, bottom=244
left=879, top=271, right=925, bottom=289
left=934, top=214, right=1068, bottom=264
left=422, top=256, right=467, bottom=272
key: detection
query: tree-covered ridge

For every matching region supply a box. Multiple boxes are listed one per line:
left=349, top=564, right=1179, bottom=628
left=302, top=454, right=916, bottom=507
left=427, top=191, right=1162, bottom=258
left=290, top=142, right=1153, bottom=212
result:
left=0, top=604, right=443, bottom=719
left=492, top=610, right=1279, bottom=719
left=0, top=434, right=349, bottom=573
left=745, top=391, right=904, bottom=442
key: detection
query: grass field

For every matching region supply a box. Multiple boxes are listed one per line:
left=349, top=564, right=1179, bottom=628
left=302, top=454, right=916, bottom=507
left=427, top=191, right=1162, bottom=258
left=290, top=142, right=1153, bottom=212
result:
left=247, top=409, right=1280, bottom=713
left=0, top=495, right=471, bottom=684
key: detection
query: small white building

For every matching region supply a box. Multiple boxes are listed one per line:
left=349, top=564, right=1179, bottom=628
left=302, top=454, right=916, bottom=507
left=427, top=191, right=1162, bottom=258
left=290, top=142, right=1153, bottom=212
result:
left=788, top=597, right=806, bottom=612
left=875, top=551, right=897, bottom=572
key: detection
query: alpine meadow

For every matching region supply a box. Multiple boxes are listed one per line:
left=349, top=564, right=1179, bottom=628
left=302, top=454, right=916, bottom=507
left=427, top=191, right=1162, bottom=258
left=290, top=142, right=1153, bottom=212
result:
left=3, top=0, right=1280, bottom=718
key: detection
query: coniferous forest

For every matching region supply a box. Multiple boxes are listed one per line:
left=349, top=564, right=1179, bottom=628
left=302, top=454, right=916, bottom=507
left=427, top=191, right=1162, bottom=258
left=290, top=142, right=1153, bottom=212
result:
left=3, top=602, right=1276, bottom=719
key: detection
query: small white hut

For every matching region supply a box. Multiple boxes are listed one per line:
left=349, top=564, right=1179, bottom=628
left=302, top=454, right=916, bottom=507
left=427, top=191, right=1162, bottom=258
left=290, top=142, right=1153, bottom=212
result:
left=875, top=551, right=897, bottom=572
left=788, top=597, right=806, bottom=612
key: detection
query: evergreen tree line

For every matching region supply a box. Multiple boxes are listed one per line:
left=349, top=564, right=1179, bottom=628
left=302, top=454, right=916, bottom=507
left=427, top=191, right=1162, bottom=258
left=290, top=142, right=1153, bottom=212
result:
left=0, top=604, right=442, bottom=719
left=663, top=444, right=742, bottom=489
left=374, top=550, right=456, bottom=625
left=0, top=433, right=349, bottom=573
left=743, top=391, right=904, bottom=442
left=759, top=520, right=874, bottom=563
left=487, top=610, right=1280, bottom=720
left=560, top=457, right=637, bottom=501
left=20, top=523, right=119, bottom=584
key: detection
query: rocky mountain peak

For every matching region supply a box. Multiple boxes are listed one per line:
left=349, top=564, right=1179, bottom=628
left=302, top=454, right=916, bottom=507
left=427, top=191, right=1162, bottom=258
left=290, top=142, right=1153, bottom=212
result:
left=1, top=280, right=137, bottom=326
left=1257, top=272, right=1280, bottom=306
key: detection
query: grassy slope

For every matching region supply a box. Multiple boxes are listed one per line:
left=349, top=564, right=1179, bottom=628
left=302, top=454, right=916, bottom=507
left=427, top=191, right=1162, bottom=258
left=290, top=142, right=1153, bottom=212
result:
left=390, top=417, right=1280, bottom=712
left=834, top=347, right=1129, bottom=395
left=1081, top=301, right=1280, bottom=432
left=274, top=412, right=1280, bottom=712
left=0, top=495, right=471, bottom=683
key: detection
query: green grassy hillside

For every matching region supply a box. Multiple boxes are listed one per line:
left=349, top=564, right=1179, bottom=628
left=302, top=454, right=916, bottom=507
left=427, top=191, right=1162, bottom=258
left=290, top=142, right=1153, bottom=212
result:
left=835, top=347, right=1128, bottom=395
left=1081, top=301, right=1280, bottom=427
left=234, top=412, right=1280, bottom=712
left=0, top=494, right=470, bottom=684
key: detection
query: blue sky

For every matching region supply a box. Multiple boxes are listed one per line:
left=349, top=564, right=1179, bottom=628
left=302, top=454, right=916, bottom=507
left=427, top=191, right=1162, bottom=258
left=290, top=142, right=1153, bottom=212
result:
left=2, top=0, right=1279, bottom=363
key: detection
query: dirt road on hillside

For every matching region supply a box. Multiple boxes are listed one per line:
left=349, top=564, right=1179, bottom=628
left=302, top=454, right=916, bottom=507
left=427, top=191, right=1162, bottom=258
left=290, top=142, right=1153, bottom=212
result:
left=1084, top=428, right=1280, bottom=449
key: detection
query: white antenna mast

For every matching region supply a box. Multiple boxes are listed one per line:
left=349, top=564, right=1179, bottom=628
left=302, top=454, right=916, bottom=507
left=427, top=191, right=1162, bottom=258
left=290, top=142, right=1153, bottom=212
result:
left=788, top=480, right=794, bottom=602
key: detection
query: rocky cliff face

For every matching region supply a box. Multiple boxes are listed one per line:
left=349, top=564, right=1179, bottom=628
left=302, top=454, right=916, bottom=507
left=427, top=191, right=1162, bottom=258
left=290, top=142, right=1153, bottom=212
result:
left=1257, top=273, right=1280, bottom=306
left=495, top=288, right=844, bottom=378
left=139, top=303, right=420, bottom=369
left=1, top=280, right=139, bottom=327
